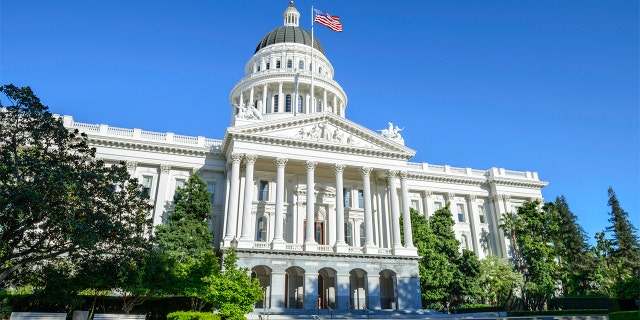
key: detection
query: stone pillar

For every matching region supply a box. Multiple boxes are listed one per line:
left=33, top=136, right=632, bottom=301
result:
left=223, top=153, right=243, bottom=247
left=262, top=83, right=268, bottom=114
left=423, top=191, right=433, bottom=219
left=270, top=271, right=286, bottom=309
left=466, top=195, right=481, bottom=256
left=490, top=194, right=507, bottom=257
left=333, top=95, right=337, bottom=114
left=388, top=170, right=402, bottom=250
left=323, top=88, right=327, bottom=112
left=304, top=271, right=319, bottom=310
left=278, top=81, right=283, bottom=112
left=272, top=158, right=288, bottom=250
left=361, top=167, right=377, bottom=254
left=367, top=274, right=381, bottom=310
left=336, top=273, right=351, bottom=310
left=304, top=161, right=318, bottom=251
left=249, top=86, right=254, bottom=107
left=237, top=154, right=257, bottom=248
left=152, top=164, right=171, bottom=226
left=399, top=172, right=414, bottom=248
left=334, top=164, right=348, bottom=252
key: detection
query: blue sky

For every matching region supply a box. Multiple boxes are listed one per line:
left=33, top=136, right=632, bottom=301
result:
left=2, top=1, right=638, bottom=244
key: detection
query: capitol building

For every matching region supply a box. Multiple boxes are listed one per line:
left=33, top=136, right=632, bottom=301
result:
left=59, top=2, right=546, bottom=312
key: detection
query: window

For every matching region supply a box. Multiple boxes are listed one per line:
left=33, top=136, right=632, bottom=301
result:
left=287, top=59, right=292, bottom=68
left=174, top=179, right=185, bottom=199
left=315, top=222, right=324, bottom=244
left=318, top=67, right=322, bottom=74
left=207, top=183, right=216, bottom=203
left=357, top=189, right=364, bottom=208
left=258, top=181, right=269, bottom=201
left=273, top=95, right=279, bottom=112
left=317, top=99, right=322, bottom=112
left=359, top=223, right=366, bottom=247
left=141, top=176, right=153, bottom=197
left=285, top=94, right=292, bottom=112
left=434, top=201, right=442, bottom=211
left=297, top=95, right=303, bottom=113
left=411, top=200, right=420, bottom=211
left=257, top=65, right=261, bottom=71
left=299, top=60, right=304, bottom=69
left=345, top=223, right=352, bottom=245
left=478, top=205, right=486, bottom=224
left=276, top=60, right=281, bottom=68
left=461, top=235, right=469, bottom=250
left=256, top=216, right=267, bottom=241
left=309, top=63, right=312, bottom=71
left=266, top=62, right=270, bottom=70
left=457, top=203, right=465, bottom=222
left=343, top=188, right=351, bottom=207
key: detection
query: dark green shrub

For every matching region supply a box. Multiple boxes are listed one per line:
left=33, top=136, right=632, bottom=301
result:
left=609, top=311, right=640, bottom=320
left=167, top=311, right=221, bottom=320
left=509, top=309, right=609, bottom=316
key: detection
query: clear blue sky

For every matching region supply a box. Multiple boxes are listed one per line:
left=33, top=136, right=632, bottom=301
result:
left=2, top=1, right=638, bottom=244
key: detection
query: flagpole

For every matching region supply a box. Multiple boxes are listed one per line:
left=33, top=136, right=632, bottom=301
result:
left=310, top=5, right=315, bottom=114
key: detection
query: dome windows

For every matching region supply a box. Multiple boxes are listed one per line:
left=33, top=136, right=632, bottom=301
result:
left=285, top=94, right=292, bottom=112
left=287, top=59, right=292, bottom=68
left=299, top=61, right=304, bottom=69
left=276, top=60, right=281, bottom=69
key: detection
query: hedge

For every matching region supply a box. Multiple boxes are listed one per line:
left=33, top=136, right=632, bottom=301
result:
left=509, top=309, right=609, bottom=316
left=609, top=311, right=640, bottom=320
left=167, top=311, right=221, bottom=320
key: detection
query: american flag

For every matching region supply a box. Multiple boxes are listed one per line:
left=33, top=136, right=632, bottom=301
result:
left=314, top=8, right=343, bottom=32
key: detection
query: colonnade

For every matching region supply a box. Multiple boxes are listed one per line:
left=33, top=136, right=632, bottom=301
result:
left=222, top=153, right=417, bottom=256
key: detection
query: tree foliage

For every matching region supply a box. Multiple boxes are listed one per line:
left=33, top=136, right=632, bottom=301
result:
left=0, top=84, right=152, bottom=284
left=605, top=187, right=640, bottom=279
left=478, top=255, right=523, bottom=309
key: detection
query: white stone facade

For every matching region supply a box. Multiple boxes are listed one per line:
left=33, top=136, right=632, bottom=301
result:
left=59, top=2, right=546, bottom=312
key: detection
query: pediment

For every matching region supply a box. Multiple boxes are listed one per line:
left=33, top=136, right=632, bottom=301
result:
left=222, top=113, right=416, bottom=159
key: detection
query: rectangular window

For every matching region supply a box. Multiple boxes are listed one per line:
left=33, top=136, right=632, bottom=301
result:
left=411, top=200, right=420, bottom=212
left=141, top=176, right=153, bottom=197
left=207, top=183, right=216, bottom=203
left=174, top=179, right=185, bottom=199
left=357, top=189, right=364, bottom=208
left=457, top=203, right=465, bottom=222
left=343, top=188, right=351, bottom=208
left=434, top=201, right=442, bottom=211
left=478, top=205, right=486, bottom=224
left=258, top=181, right=269, bottom=201
left=273, top=95, right=279, bottom=112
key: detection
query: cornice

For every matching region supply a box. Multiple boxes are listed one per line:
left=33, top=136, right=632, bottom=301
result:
left=488, top=177, right=549, bottom=189
left=405, top=171, right=487, bottom=186
left=87, top=135, right=222, bottom=158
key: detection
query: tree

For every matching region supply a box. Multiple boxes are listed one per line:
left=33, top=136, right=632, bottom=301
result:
left=0, top=84, right=152, bottom=284
left=591, top=231, right=617, bottom=296
left=155, top=172, right=217, bottom=311
left=548, top=196, right=594, bottom=295
left=479, top=255, right=523, bottom=309
left=605, top=187, right=640, bottom=279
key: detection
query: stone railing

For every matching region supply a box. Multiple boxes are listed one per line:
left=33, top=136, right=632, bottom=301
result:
left=241, top=242, right=397, bottom=256
left=60, top=115, right=223, bottom=151
left=407, top=162, right=540, bottom=181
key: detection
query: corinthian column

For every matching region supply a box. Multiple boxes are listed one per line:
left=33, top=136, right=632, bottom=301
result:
left=388, top=170, right=402, bottom=249
left=223, top=153, right=243, bottom=247
left=334, top=163, right=348, bottom=252
left=362, top=167, right=378, bottom=254
left=400, top=171, right=415, bottom=249
left=237, top=154, right=258, bottom=248
left=304, top=161, right=318, bottom=251
left=272, top=157, right=288, bottom=250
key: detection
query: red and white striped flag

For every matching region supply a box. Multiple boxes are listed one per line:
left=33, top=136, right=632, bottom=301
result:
left=314, top=8, right=343, bottom=32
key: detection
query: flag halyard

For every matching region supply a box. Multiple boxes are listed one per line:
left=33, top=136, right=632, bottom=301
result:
left=314, top=8, right=343, bottom=32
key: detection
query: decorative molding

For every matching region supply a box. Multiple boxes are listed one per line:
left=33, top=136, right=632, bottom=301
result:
left=467, top=194, right=477, bottom=202
left=231, top=153, right=243, bottom=163
left=360, top=167, right=372, bottom=176
left=333, top=163, right=346, bottom=174
left=244, top=154, right=258, bottom=165
left=160, top=164, right=171, bottom=173
left=275, top=157, right=288, bottom=168
left=399, top=171, right=409, bottom=180
left=126, top=161, right=138, bottom=171
left=387, top=170, right=399, bottom=178
left=305, top=160, right=318, bottom=171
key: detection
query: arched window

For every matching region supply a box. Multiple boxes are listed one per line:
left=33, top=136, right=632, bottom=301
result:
left=257, top=65, right=261, bottom=71
left=359, top=223, right=366, bottom=247
left=318, top=67, right=322, bottom=74
left=256, top=216, right=267, bottom=241
left=273, top=95, right=279, bottom=112
left=299, top=60, right=304, bottom=69
left=287, top=60, right=292, bottom=68
left=297, top=95, right=303, bottom=113
left=285, top=94, right=292, bottom=112
left=345, top=223, right=352, bottom=246
left=276, top=60, right=281, bottom=68
left=317, top=99, right=322, bottom=112
left=266, top=62, right=270, bottom=70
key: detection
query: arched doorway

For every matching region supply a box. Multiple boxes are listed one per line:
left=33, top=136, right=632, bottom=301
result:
left=349, top=269, right=367, bottom=310
left=251, top=265, right=272, bottom=309
left=318, top=268, right=337, bottom=309
left=379, top=269, right=397, bottom=309
left=285, top=266, right=305, bottom=309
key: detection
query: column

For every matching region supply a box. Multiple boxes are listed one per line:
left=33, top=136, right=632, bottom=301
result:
left=272, top=158, right=288, bottom=250
left=304, top=271, right=319, bottom=310
left=125, top=161, right=137, bottom=175
left=490, top=194, right=507, bottom=257
left=152, top=164, right=171, bottom=226
left=249, top=86, right=254, bottom=107
left=223, top=153, right=243, bottom=247
left=237, top=154, right=257, bottom=248
left=323, top=88, right=327, bottom=112
left=367, top=274, right=381, bottom=310
left=361, top=167, right=377, bottom=254
left=336, top=273, right=351, bottom=310
left=304, top=161, right=318, bottom=251
left=239, top=91, right=244, bottom=106
left=262, top=83, right=268, bottom=114
left=334, top=164, right=348, bottom=252
left=278, top=81, right=283, bottom=112
left=333, top=95, right=337, bottom=114
left=270, top=271, right=286, bottom=309
left=423, top=191, right=433, bottom=219
left=399, top=172, right=414, bottom=248
left=387, top=170, right=402, bottom=250
left=466, top=195, right=481, bottom=257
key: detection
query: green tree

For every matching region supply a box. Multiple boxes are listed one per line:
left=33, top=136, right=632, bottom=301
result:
left=0, top=84, right=152, bottom=284
left=478, top=255, right=523, bottom=309
left=605, top=187, right=640, bottom=279
left=548, top=196, right=594, bottom=295
left=591, top=231, right=617, bottom=296
left=451, top=250, right=483, bottom=305
left=202, top=249, right=262, bottom=320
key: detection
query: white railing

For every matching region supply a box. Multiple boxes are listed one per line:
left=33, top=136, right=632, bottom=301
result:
left=378, top=248, right=392, bottom=255
left=72, top=122, right=100, bottom=132
left=285, top=243, right=303, bottom=251
left=450, top=167, right=466, bottom=174
left=106, top=126, right=134, bottom=137
left=140, top=130, right=166, bottom=141
left=254, top=242, right=270, bottom=249
left=348, top=246, right=363, bottom=253
left=505, top=170, right=527, bottom=177
left=318, top=245, right=333, bottom=252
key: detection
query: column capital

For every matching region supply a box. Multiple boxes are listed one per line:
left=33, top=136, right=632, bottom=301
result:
left=230, top=153, right=244, bottom=163
left=504, top=195, right=511, bottom=201
left=399, top=171, right=409, bottom=180
left=244, top=154, right=258, bottom=165
left=333, top=163, right=346, bottom=174
left=275, top=157, right=288, bottom=167
left=360, top=167, right=373, bottom=176
left=305, top=160, right=318, bottom=170
left=126, top=161, right=138, bottom=171
left=447, top=193, right=456, bottom=201
left=387, top=170, right=399, bottom=178
left=424, top=190, right=433, bottom=198
left=467, top=194, right=477, bottom=201
left=160, top=164, right=171, bottom=173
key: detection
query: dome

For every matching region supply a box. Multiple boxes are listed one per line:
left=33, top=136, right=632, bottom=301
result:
left=254, top=26, right=325, bottom=55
